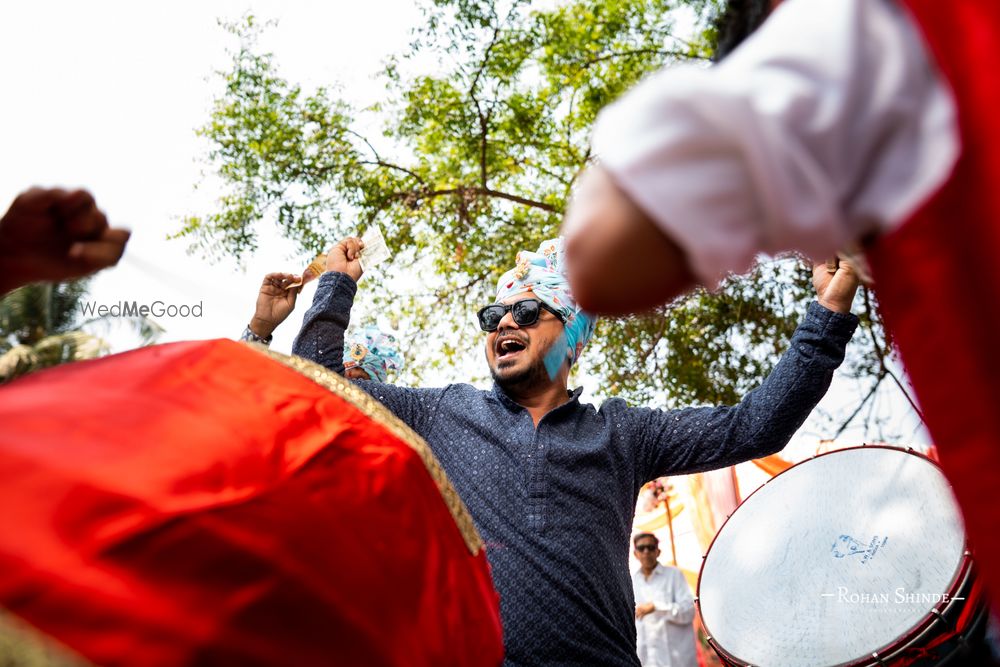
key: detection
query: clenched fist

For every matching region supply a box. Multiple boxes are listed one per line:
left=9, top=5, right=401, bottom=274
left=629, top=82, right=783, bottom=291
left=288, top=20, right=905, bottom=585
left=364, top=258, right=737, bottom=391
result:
left=0, top=188, right=129, bottom=295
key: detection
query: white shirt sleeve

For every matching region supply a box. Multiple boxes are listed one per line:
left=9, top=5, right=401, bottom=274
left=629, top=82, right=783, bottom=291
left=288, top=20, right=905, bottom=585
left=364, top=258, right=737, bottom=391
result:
left=590, top=0, right=958, bottom=288
left=661, top=567, right=695, bottom=625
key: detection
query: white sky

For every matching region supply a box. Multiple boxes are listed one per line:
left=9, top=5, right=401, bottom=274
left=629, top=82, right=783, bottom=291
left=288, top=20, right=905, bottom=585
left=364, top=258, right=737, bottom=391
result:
left=0, top=0, right=422, bottom=351
left=0, top=0, right=929, bottom=449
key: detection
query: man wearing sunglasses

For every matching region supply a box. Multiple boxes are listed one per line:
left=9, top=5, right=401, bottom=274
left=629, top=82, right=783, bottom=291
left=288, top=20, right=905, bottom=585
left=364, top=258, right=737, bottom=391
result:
left=631, top=533, right=697, bottom=667
left=292, top=236, right=858, bottom=666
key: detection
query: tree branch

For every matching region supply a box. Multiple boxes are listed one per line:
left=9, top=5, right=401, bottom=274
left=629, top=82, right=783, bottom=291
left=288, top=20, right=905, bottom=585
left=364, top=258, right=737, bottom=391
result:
left=639, top=316, right=670, bottom=365
left=386, top=185, right=560, bottom=213
left=435, top=269, right=491, bottom=306
left=469, top=22, right=502, bottom=189
left=513, top=157, right=571, bottom=186
left=481, top=187, right=559, bottom=212
left=566, top=146, right=592, bottom=192
left=357, top=160, right=425, bottom=184
left=862, top=287, right=925, bottom=423
left=337, top=128, right=426, bottom=185
left=479, top=110, right=490, bottom=188
left=345, top=128, right=383, bottom=162
left=833, top=370, right=886, bottom=439
left=580, top=48, right=708, bottom=69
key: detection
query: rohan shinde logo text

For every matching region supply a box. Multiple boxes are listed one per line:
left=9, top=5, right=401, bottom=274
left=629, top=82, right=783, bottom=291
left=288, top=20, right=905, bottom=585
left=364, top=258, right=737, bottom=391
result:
left=825, top=586, right=957, bottom=605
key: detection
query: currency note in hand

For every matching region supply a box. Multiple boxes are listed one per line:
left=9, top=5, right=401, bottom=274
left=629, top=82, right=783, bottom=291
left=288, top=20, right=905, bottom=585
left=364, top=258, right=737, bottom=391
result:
left=284, top=254, right=326, bottom=290
left=360, top=225, right=391, bottom=273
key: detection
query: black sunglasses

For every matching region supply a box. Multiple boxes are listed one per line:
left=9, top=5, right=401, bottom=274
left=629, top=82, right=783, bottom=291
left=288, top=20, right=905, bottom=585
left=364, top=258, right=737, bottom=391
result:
left=635, top=544, right=658, bottom=553
left=477, top=298, right=566, bottom=332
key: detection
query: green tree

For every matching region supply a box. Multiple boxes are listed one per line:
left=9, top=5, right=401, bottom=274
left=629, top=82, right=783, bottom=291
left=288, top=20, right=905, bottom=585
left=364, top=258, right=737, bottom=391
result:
left=0, top=280, right=162, bottom=384
left=181, top=1, right=911, bottom=438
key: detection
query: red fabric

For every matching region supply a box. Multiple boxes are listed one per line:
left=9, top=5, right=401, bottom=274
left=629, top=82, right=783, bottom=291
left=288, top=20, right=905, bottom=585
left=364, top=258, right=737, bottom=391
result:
left=0, top=340, right=504, bottom=666
left=896, top=577, right=984, bottom=664
left=868, top=0, right=1000, bottom=612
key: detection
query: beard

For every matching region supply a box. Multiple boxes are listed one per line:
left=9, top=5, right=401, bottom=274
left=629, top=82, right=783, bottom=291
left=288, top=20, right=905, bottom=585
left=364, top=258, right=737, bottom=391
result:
left=488, top=339, right=555, bottom=392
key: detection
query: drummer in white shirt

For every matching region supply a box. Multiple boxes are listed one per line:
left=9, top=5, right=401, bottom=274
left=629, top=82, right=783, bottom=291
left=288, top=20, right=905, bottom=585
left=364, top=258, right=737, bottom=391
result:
left=631, top=533, right=697, bottom=667
left=563, top=0, right=1000, bottom=617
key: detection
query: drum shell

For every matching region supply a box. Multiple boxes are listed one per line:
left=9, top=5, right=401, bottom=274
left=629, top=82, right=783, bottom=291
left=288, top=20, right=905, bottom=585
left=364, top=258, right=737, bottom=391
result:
left=696, top=446, right=982, bottom=667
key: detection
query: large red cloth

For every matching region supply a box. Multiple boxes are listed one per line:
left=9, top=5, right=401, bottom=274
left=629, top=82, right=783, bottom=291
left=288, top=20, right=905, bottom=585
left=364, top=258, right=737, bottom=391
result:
left=0, top=340, right=504, bottom=666
left=868, top=0, right=1000, bottom=609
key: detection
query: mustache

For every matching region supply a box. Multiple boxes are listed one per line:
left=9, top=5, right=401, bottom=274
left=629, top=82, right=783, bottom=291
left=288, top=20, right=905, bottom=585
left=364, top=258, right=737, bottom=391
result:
left=494, top=331, right=529, bottom=353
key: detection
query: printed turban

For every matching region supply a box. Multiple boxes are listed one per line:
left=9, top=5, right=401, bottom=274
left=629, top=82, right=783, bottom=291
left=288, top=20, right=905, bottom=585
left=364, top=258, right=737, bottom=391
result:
left=344, top=325, right=404, bottom=382
left=494, top=237, right=595, bottom=365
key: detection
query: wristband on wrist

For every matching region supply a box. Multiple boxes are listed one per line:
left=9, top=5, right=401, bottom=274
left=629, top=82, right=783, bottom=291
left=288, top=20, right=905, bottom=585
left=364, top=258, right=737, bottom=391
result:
left=241, top=324, right=273, bottom=346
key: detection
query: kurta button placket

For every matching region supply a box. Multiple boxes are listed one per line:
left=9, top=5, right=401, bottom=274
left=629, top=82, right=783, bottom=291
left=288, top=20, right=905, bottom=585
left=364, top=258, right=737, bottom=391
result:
left=526, top=422, right=552, bottom=531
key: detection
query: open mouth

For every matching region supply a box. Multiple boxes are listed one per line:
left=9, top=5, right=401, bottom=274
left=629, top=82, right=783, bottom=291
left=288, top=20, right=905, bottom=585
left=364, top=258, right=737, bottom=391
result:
left=495, top=337, right=527, bottom=360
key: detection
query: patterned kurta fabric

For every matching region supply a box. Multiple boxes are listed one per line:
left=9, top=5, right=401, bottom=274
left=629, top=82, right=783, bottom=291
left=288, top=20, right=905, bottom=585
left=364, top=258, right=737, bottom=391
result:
left=293, top=272, right=857, bottom=665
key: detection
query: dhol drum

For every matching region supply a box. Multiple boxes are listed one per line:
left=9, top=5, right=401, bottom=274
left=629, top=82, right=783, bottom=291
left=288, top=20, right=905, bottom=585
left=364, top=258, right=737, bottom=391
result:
left=0, top=340, right=504, bottom=667
left=697, top=446, right=988, bottom=666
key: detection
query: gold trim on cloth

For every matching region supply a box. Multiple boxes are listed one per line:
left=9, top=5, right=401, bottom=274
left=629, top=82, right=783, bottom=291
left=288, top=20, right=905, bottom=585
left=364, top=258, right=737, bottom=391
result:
left=0, top=610, right=90, bottom=667
left=247, top=344, right=484, bottom=555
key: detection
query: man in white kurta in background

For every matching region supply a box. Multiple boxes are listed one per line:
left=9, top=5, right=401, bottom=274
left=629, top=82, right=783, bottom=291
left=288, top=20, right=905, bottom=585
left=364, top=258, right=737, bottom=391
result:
left=631, top=533, right=697, bottom=667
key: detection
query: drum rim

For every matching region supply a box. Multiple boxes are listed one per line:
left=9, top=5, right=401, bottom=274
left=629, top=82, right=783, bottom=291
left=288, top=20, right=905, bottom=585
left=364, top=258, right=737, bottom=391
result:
left=695, top=444, right=970, bottom=667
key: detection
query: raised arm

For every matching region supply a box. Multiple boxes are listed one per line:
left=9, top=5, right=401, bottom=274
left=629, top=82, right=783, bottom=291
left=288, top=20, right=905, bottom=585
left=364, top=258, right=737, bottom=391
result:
left=291, top=271, right=356, bottom=374
left=634, top=300, right=857, bottom=480
left=291, top=237, right=365, bottom=372
left=627, top=262, right=860, bottom=480
left=240, top=273, right=302, bottom=345
left=291, top=247, right=441, bottom=435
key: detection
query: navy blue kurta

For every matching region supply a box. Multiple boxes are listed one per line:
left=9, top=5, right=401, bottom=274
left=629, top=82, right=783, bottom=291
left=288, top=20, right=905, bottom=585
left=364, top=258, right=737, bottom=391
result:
left=293, top=272, right=857, bottom=666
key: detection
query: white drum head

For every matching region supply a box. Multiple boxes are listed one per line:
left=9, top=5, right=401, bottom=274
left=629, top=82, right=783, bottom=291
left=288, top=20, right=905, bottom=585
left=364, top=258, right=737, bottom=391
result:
left=699, top=447, right=966, bottom=666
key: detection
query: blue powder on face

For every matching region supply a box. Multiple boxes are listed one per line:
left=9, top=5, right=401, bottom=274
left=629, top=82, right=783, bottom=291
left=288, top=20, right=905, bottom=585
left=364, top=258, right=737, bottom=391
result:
left=543, top=330, right=569, bottom=381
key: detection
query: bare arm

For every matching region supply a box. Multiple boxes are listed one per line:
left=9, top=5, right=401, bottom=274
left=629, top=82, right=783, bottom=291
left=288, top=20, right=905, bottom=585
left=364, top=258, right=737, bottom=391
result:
left=563, top=167, right=696, bottom=314
left=562, top=0, right=952, bottom=316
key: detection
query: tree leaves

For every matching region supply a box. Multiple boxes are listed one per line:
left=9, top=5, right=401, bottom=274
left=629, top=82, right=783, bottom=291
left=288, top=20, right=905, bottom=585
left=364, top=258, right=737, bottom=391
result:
left=0, top=280, right=163, bottom=384
left=183, top=2, right=896, bottom=430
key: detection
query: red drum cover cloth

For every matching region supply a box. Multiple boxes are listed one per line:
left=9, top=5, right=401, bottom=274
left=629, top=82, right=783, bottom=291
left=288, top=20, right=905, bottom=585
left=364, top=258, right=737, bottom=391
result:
left=0, top=339, right=503, bottom=666
left=868, top=0, right=1000, bottom=613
